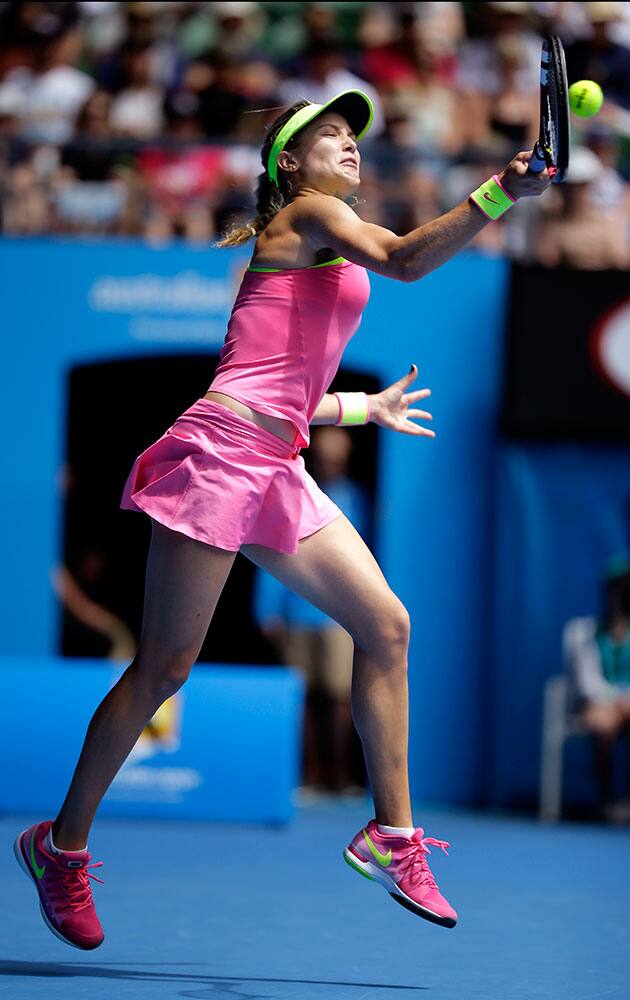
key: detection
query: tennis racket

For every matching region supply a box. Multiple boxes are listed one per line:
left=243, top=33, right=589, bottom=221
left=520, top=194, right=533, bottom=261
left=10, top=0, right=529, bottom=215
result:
left=528, top=35, right=570, bottom=183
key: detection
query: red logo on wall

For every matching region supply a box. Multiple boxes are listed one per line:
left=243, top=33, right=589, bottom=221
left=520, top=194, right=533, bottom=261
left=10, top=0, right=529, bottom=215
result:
left=591, top=298, right=630, bottom=399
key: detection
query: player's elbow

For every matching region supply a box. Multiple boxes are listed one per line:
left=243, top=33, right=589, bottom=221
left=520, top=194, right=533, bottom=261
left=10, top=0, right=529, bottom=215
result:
left=393, top=258, right=423, bottom=283
left=386, top=238, right=419, bottom=283
left=397, top=261, right=414, bottom=283
left=387, top=258, right=409, bottom=282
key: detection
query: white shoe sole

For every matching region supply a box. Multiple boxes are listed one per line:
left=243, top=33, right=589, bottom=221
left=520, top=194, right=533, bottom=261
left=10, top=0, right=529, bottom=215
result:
left=13, top=829, right=104, bottom=950
left=343, top=846, right=457, bottom=928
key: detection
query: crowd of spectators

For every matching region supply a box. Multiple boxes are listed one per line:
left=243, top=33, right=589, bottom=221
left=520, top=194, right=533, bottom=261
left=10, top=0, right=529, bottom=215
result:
left=1, top=1, right=629, bottom=267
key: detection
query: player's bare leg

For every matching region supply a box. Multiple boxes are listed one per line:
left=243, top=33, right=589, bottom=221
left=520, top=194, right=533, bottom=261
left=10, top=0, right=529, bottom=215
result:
left=53, top=520, right=236, bottom=849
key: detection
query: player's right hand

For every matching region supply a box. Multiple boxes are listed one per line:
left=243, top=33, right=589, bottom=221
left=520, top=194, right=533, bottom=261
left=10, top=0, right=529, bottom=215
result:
left=498, top=151, right=553, bottom=199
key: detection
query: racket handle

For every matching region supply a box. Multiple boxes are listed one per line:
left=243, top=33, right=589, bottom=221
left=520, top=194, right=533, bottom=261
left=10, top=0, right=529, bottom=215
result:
left=528, top=142, right=547, bottom=173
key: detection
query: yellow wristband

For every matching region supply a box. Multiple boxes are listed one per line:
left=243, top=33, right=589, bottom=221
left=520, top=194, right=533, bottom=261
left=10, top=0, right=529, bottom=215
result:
left=334, top=392, right=370, bottom=426
left=469, top=174, right=517, bottom=221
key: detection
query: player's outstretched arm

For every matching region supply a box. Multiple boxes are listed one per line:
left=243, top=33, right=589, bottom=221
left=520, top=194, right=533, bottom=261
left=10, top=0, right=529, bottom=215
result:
left=294, top=152, right=551, bottom=284
left=310, top=364, right=434, bottom=437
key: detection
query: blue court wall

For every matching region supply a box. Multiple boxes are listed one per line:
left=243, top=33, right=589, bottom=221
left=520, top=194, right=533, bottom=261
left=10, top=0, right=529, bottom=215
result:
left=0, top=657, right=303, bottom=822
left=489, top=445, right=630, bottom=809
left=0, top=236, right=506, bottom=806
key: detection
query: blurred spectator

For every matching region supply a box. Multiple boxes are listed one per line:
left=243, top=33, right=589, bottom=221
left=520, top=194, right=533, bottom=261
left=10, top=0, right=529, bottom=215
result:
left=178, top=1, right=266, bottom=61
left=211, top=1, right=266, bottom=58
left=359, top=5, right=463, bottom=92
left=137, top=144, right=227, bottom=244
left=60, top=90, right=119, bottom=181
left=565, top=553, right=630, bottom=821
left=55, top=462, right=138, bottom=661
left=414, top=1, right=466, bottom=69
left=162, top=86, right=206, bottom=141
left=211, top=143, right=259, bottom=233
left=0, top=1, right=81, bottom=75
left=0, top=1, right=628, bottom=254
left=77, top=1, right=127, bottom=63
left=75, top=87, right=114, bottom=140
left=461, top=30, right=539, bottom=154
left=1, top=151, right=51, bottom=233
left=52, top=174, right=128, bottom=234
left=362, top=107, right=441, bottom=232
left=278, top=38, right=385, bottom=136
left=363, top=24, right=467, bottom=164
left=229, top=57, right=283, bottom=143
left=457, top=2, right=541, bottom=98
left=261, top=2, right=365, bottom=64
left=565, top=2, right=630, bottom=111
left=109, top=41, right=164, bottom=139
left=172, top=49, right=249, bottom=137
left=535, top=146, right=629, bottom=269
left=0, top=22, right=95, bottom=143
left=53, top=550, right=137, bottom=662
left=253, top=426, right=369, bottom=794
left=583, top=121, right=630, bottom=211
left=162, top=48, right=283, bottom=146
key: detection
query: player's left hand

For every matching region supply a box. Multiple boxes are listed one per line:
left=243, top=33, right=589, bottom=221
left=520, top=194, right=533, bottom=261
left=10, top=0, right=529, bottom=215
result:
left=368, top=364, right=435, bottom=437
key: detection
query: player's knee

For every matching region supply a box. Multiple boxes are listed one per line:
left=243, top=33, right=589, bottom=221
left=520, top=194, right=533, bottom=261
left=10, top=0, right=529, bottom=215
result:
left=132, top=647, right=197, bottom=702
left=390, top=601, right=411, bottom=646
left=362, top=598, right=411, bottom=660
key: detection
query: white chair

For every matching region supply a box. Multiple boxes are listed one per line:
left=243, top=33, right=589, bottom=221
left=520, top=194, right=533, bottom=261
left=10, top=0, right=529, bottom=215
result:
left=539, top=620, right=592, bottom=822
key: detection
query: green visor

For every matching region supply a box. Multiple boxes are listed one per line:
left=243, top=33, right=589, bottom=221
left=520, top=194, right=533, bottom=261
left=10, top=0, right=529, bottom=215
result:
left=266, top=89, right=374, bottom=187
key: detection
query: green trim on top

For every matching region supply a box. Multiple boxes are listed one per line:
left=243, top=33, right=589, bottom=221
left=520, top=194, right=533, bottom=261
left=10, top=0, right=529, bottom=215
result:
left=247, top=256, right=347, bottom=273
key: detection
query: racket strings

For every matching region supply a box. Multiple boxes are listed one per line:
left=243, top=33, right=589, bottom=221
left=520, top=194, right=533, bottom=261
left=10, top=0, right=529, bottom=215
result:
left=548, top=62, right=560, bottom=160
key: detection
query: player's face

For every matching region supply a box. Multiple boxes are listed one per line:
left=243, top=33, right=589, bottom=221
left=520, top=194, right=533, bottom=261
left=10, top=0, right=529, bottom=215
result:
left=282, top=112, right=360, bottom=197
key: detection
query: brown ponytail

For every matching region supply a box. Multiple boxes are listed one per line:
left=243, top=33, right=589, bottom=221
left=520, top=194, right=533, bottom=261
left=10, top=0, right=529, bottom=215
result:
left=214, top=99, right=312, bottom=249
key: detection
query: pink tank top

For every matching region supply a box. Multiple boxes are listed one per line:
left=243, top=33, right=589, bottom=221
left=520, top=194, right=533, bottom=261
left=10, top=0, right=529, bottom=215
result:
left=208, top=256, right=371, bottom=450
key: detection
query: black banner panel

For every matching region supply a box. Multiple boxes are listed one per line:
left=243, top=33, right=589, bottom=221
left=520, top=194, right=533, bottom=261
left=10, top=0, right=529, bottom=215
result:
left=502, top=265, right=630, bottom=442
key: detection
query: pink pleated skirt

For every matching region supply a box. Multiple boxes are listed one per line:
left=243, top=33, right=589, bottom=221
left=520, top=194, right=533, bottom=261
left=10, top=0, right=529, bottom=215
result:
left=119, top=398, right=343, bottom=554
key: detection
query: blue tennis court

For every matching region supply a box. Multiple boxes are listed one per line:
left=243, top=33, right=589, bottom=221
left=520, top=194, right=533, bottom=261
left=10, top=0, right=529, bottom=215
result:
left=3, top=800, right=629, bottom=1000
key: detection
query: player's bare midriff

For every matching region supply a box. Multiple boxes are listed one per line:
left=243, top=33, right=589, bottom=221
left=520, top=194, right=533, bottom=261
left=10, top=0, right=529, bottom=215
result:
left=203, top=391, right=297, bottom=446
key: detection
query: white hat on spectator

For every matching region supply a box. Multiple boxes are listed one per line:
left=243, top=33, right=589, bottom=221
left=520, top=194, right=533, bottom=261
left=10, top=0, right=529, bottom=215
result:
left=565, top=146, right=604, bottom=184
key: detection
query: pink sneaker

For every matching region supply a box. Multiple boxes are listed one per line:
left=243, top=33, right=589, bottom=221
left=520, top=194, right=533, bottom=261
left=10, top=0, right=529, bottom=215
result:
left=343, top=818, right=458, bottom=928
left=14, top=819, right=105, bottom=949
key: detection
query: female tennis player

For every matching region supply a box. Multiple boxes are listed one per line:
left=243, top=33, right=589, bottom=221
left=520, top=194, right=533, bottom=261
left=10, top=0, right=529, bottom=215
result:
left=15, top=89, right=551, bottom=949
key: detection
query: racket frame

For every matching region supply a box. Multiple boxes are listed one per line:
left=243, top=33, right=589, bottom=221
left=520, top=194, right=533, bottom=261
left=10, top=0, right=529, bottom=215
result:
left=529, top=34, right=570, bottom=183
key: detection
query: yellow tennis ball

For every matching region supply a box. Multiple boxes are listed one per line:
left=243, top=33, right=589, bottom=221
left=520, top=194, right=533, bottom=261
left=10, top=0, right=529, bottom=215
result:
left=569, top=80, right=604, bottom=117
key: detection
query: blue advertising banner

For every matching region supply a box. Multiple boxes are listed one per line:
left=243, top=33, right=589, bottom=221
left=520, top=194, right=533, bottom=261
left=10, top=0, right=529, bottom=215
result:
left=1, top=657, right=305, bottom=823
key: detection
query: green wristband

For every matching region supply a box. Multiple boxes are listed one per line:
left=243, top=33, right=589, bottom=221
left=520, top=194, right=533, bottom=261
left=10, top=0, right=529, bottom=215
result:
left=469, top=174, right=517, bottom=221
left=334, top=392, right=370, bottom=426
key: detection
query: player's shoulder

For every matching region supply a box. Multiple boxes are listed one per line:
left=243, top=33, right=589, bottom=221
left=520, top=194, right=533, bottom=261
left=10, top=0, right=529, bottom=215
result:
left=290, top=193, right=355, bottom=232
